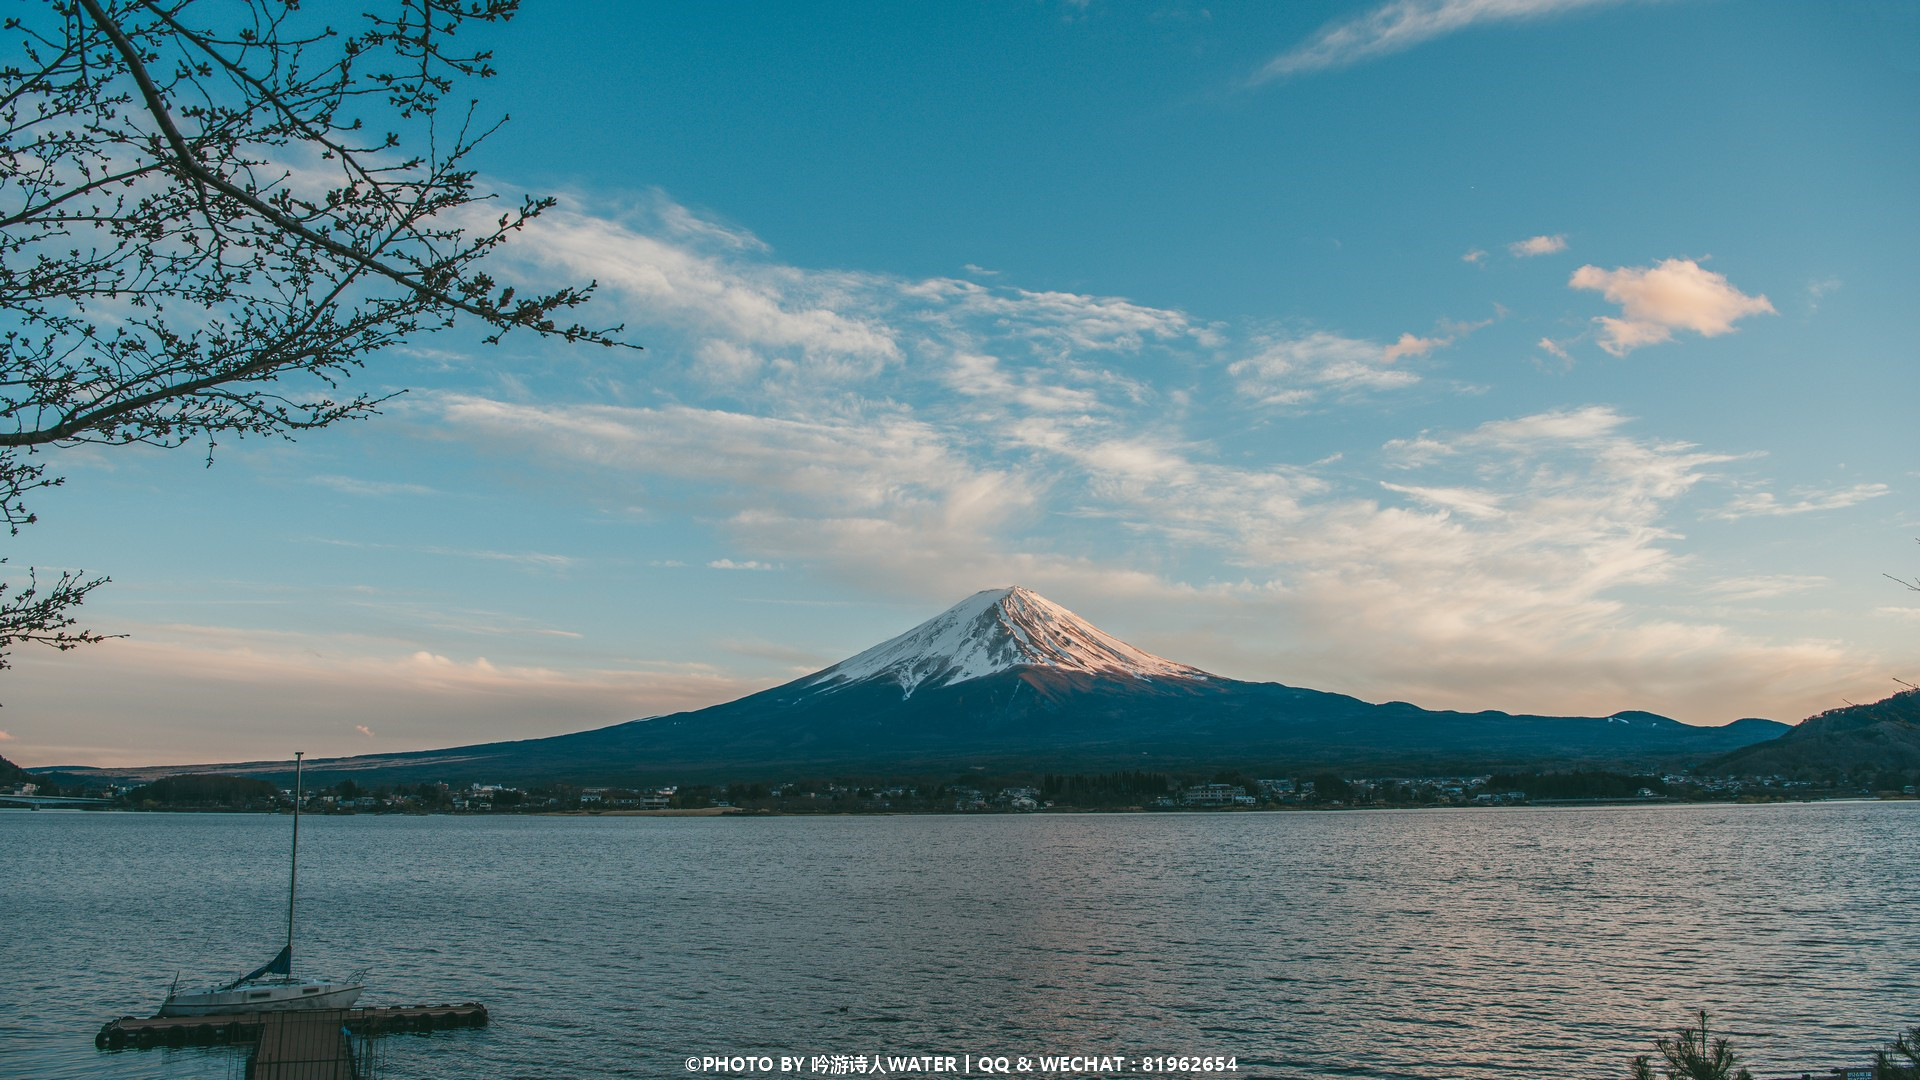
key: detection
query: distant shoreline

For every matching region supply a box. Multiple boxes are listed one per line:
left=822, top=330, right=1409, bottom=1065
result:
left=563, top=806, right=744, bottom=816
left=9, top=794, right=1910, bottom=818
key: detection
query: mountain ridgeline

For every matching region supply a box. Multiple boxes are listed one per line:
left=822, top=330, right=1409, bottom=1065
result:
left=134, top=586, right=1790, bottom=786
left=1705, top=688, right=1920, bottom=777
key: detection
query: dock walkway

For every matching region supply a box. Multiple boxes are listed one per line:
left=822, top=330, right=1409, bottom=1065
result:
left=248, top=1010, right=356, bottom=1080
left=95, top=1002, right=488, bottom=1050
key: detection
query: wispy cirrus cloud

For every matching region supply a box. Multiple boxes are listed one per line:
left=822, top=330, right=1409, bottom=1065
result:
left=1570, top=258, right=1775, bottom=355
left=1253, top=0, right=1644, bottom=82
left=1713, top=482, right=1889, bottom=520
left=308, top=536, right=578, bottom=572
left=437, top=398, right=1020, bottom=524
left=1229, top=317, right=1492, bottom=406
left=1228, top=331, right=1423, bottom=406
left=1702, top=575, right=1831, bottom=602
left=511, top=204, right=903, bottom=385
left=493, top=196, right=1207, bottom=410
left=655, top=195, right=770, bottom=253
left=312, top=475, right=438, bottom=498
left=424, top=547, right=579, bottom=571
left=1805, top=276, right=1842, bottom=314
left=945, top=351, right=1104, bottom=415
left=926, top=279, right=1201, bottom=353
left=338, top=597, right=585, bottom=641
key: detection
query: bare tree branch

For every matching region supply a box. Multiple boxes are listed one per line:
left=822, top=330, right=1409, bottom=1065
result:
left=1888, top=539, right=1920, bottom=592
left=0, top=564, right=115, bottom=670
left=0, top=0, right=638, bottom=670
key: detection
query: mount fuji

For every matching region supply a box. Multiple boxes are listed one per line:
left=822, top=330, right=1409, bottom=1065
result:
left=77, top=586, right=1789, bottom=784
left=800, top=586, right=1210, bottom=699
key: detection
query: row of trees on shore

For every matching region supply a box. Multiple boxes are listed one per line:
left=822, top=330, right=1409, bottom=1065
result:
left=21, top=763, right=1907, bottom=813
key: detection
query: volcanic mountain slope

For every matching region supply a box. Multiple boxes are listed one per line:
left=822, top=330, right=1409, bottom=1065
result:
left=1704, top=688, right=1920, bottom=777
left=55, top=587, right=1792, bottom=785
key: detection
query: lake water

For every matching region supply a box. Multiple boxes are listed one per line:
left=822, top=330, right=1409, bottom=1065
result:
left=2, top=803, right=1916, bottom=1079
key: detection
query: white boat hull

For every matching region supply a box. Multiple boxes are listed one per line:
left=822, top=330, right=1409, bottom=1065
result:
left=158, top=980, right=363, bottom=1016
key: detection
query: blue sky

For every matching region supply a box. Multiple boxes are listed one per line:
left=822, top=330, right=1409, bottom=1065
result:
left=6, top=0, right=1916, bottom=767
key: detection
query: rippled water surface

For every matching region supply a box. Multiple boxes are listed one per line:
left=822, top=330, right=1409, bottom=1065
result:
left=3, top=803, right=1916, bottom=1079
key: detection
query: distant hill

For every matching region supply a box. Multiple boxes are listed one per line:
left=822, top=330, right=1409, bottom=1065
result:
left=55, top=587, right=1789, bottom=786
left=1705, top=689, right=1920, bottom=780
left=3, top=753, right=111, bottom=796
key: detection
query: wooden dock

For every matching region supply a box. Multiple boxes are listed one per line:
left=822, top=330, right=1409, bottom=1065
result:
left=249, top=1010, right=357, bottom=1080
left=95, top=1002, right=488, bottom=1050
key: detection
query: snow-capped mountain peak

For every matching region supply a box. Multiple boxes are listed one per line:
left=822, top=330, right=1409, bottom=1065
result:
left=803, top=586, right=1208, bottom=699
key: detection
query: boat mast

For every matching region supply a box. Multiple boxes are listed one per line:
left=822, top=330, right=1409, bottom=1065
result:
left=287, top=751, right=302, bottom=975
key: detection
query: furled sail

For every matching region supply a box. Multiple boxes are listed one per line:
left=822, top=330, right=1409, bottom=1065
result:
left=220, top=945, right=291, bottom=991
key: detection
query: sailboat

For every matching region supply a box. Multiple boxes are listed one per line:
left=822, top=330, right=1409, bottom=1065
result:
left=157, top=752, right=365, bottom=1016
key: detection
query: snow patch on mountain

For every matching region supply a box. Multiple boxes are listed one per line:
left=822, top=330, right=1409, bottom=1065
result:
left=804, top=586, right=1208, bottom=699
